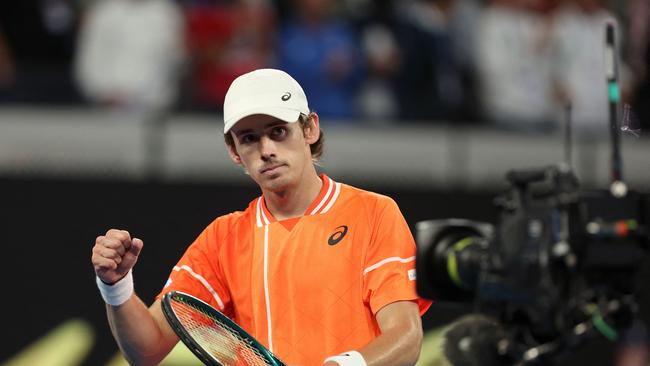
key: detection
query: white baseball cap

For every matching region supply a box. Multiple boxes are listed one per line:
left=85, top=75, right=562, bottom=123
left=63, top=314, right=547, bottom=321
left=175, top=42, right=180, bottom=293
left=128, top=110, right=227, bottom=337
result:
left=223, top=69, right=310, bottom=133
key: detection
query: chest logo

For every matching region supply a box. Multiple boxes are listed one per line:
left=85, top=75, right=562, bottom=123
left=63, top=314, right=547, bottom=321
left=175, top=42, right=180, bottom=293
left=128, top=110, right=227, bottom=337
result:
left=328, top=225, right=348, bottom=246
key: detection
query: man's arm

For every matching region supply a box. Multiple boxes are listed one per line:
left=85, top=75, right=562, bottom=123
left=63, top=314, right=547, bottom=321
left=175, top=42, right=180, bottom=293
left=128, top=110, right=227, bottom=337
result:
left=324, top=300, right=423, bottom=366
left=92, top=229, right=179, bottom=366
left=106, top=298, right=178, bottom=366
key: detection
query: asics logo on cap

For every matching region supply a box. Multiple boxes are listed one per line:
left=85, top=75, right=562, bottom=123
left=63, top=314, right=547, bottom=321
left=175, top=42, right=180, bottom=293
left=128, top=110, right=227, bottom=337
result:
left=281, top=92, right=291, bottom=101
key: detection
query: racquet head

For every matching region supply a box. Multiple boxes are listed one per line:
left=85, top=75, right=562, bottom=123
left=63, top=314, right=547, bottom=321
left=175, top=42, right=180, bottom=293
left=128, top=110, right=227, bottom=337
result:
left=161, top=291, right=286, bottom=366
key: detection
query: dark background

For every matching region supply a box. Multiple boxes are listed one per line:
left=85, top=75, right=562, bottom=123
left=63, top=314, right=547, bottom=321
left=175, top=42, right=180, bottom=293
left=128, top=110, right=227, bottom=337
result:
left=2, top=176, right=648, bottom=365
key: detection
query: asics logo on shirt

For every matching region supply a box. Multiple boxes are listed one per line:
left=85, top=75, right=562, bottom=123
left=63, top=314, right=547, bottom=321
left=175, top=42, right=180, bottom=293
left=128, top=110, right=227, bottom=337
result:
left=328, top=225, right=348, bottom=246
left=281, top=92, right=291, bottom=101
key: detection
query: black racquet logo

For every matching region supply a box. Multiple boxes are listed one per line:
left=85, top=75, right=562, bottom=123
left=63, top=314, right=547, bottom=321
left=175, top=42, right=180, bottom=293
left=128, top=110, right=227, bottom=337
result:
left=328, top=225, right=348, bottom=246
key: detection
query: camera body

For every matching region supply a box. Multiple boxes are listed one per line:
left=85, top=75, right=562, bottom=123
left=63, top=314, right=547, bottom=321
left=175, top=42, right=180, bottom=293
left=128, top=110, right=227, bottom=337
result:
left=416, top=164, right=649, bottom=363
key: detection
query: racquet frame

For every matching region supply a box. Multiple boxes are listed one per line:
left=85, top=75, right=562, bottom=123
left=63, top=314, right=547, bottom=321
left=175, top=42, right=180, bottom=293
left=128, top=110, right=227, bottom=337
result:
left=161, top=291, right=286, bottom=366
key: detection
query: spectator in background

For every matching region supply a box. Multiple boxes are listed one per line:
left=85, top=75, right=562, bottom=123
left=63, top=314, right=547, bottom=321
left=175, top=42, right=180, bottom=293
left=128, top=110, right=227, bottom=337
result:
left=276, top=0, right=363, bottom=121
left=182, top=0, right=276, bottom=110
left=75, top=0, right=184, bottom=113
left=393, top=0, right=473, bottom=122
left=475, top=0, right=557, bottom=133
left=551, top=0, right=627, bottom=135
left=446, top=0, right=482, bottom=122
left=0, top=0, right=80, bottom=104
left=345, top=0, right=400, bottom=122
left=75, top=0, right=185, bottom=179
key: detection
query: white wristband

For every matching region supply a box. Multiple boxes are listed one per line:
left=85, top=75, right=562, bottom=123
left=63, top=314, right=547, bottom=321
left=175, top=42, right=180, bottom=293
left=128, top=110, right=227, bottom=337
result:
left=324, top=350, right=367, bottom=366
left=96, top=270, right=134, bottom=306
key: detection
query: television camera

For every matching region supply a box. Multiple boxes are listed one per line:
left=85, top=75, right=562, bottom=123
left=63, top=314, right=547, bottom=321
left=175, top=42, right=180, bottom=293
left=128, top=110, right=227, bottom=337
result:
left=415, top=23, right=650, bottom=365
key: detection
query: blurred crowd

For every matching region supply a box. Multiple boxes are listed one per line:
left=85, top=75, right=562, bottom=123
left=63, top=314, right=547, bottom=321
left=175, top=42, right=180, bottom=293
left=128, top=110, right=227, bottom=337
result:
left=0, top=0, right=649, bottom=132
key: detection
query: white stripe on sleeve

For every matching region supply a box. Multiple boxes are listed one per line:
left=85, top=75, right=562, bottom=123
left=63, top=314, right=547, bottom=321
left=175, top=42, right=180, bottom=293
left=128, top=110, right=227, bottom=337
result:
left=172, top=265, right=226, bottom=310
left=362, top=256, right=416, bottom=276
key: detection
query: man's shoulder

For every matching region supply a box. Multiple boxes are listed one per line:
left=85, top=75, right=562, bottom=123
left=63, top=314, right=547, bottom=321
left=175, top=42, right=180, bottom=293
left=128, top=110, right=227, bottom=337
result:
left=208, top=198, right=259, bottom=229
left=340, top=182, right=397, bottom=209
left=213, top=210, right=247, bottom=224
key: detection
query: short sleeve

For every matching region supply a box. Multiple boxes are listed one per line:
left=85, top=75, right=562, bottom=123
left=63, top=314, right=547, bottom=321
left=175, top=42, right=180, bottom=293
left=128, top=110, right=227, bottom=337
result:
left=362, top=197, right=432, bottom=316
left=156, top=219, right=232, bottom=316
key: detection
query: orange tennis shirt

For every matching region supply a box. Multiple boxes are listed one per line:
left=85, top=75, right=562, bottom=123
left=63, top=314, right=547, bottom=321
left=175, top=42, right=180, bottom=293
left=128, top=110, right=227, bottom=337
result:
left=157, top=174, right=432, bottom=365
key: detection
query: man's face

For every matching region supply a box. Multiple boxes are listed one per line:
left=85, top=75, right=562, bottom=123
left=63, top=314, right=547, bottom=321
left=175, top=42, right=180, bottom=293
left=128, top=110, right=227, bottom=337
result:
left=227, top=114, right=315, bottom=192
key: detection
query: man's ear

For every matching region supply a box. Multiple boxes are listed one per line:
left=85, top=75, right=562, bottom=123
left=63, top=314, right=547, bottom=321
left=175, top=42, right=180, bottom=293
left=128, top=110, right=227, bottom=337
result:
left=304, top=113, right=320, bottom=144
left=226, top=141, right=242, bottom=165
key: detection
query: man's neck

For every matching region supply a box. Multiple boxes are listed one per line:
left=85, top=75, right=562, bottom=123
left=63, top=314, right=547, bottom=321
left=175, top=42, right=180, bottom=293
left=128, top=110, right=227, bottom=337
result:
left=263, top=170, right=323, bottom=221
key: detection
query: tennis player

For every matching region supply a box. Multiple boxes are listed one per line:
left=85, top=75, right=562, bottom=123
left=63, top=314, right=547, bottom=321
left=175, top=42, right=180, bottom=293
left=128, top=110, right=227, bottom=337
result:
left=92, top=68, right=432, bottom=366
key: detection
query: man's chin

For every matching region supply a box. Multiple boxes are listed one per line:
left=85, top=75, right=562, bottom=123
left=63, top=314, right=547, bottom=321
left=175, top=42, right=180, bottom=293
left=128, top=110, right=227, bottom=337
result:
left=258, top=174, right=290, bottom=192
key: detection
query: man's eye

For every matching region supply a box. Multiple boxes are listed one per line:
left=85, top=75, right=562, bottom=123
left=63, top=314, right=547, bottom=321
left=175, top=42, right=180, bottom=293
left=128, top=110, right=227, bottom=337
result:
left=240, top=134, right=257, bottom=144
left=270, top=127, right=287, bottom=139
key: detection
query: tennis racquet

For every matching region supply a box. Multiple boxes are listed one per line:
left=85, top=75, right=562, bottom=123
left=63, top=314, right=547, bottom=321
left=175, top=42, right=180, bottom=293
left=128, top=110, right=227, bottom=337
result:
left=161, top=291, right=287, bottom=366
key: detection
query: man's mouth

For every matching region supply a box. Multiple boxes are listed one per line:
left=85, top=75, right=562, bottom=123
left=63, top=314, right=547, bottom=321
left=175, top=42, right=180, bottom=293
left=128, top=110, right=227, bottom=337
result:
left=261, top=164, right=285, bottom=174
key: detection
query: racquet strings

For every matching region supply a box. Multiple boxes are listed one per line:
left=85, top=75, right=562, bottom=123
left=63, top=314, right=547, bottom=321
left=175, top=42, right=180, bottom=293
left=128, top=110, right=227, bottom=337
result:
left=170, top=298, right=272, bottom=366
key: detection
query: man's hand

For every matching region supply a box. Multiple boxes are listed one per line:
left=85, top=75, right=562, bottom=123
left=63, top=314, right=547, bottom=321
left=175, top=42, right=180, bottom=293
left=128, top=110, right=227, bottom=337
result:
left=92, top=229, right=143, bottom=284
left=354, top=301, right=423, bottom=366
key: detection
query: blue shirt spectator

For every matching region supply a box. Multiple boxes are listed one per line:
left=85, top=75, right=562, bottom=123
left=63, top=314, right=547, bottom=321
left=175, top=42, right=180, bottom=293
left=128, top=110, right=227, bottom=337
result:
left=276, top=0, right=363, bottom=121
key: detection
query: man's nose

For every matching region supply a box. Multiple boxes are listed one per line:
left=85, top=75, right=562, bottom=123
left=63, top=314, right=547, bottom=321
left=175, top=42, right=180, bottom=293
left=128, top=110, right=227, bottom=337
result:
left=259, top=135, right=277, bottom=160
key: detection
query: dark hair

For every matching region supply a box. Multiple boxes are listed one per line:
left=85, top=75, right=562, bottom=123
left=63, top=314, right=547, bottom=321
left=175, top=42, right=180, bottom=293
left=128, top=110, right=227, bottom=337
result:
left=223, top=112, right=325, bottom=161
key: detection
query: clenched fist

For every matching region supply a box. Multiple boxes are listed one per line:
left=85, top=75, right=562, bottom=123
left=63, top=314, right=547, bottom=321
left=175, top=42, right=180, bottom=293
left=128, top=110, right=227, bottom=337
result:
left=92, top=229, right=143, bottom=284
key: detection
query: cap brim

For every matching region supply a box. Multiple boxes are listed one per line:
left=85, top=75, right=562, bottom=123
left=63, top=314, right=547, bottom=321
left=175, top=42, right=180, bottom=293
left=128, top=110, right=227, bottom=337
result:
left=224, top=107, right=302, bottom=133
